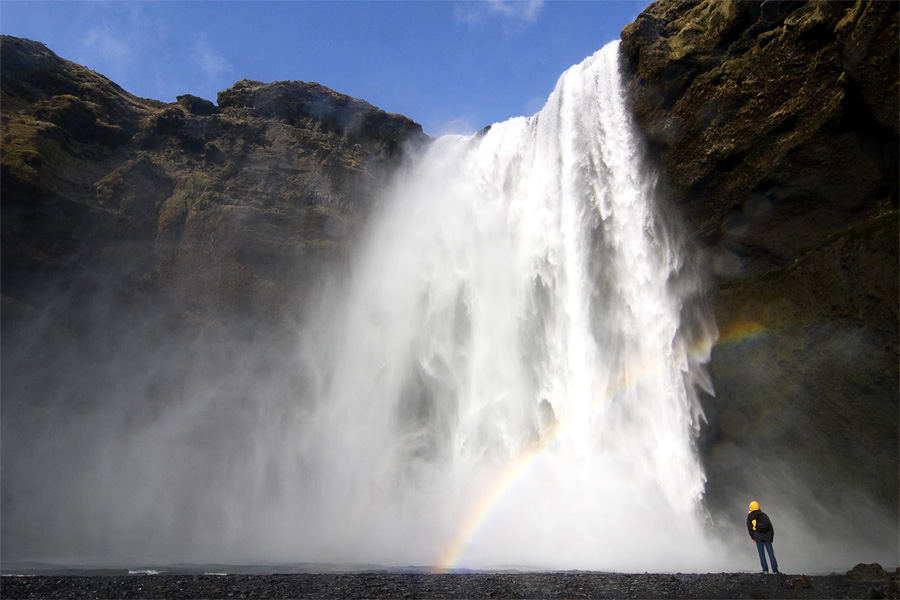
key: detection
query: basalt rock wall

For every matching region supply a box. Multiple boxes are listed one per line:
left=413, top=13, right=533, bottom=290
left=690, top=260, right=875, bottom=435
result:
left=1, top=35, right=426, bottom=338
left=621, top=0, right=898, bottom=541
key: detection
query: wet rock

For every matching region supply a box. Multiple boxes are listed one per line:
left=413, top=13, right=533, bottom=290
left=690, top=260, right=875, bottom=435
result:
left=848, top=563, right=891, bottom=582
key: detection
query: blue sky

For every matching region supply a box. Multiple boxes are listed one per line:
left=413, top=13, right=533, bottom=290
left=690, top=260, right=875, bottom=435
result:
left=1, top=1, right=650, bottom=136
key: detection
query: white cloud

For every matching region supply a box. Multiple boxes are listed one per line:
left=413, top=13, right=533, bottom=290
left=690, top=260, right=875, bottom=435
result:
left=454, top=0, right=545, bottom=27
left=81, top=24, right=133, bottom=79
left=73, top=2, right=164, bottom=97
left=193, top=35, right=234, bottom=89
left=431, top=116, right=480, bottom=137
left=487, top=0, right=545, bottom=22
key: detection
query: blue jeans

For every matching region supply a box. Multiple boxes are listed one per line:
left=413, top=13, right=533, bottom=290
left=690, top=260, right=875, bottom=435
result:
left=756, top=540, right=778, bottom=573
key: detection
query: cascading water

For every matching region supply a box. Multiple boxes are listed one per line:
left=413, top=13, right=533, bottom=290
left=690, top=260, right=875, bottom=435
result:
left=1, top=40, right=723, bottom=572
left=272, top=40, right=718, bottom=571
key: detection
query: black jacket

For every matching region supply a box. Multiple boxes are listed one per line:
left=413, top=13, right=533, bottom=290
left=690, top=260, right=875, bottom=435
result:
left=747, top=509, right=774, bottom=542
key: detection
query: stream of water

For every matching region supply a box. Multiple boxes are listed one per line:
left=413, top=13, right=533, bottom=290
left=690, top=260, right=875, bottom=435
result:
left=281, top=40, right=717, bottom=571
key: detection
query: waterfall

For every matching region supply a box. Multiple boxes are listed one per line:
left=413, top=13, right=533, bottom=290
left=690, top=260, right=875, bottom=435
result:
left=279, top=40, right=717, bottom=571
left=1, top=40, right=721, bottom=573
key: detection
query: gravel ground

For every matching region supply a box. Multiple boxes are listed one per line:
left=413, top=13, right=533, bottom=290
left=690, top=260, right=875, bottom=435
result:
left=3, top=570, right=899, bottom=599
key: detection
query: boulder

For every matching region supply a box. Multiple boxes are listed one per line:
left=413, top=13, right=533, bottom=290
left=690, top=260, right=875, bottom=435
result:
left=847, top=563, right=890, bottom=582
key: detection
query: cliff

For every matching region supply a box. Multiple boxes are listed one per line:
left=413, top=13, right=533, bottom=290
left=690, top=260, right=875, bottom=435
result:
left=1, top=35, right=426, bottom=336
left=621, top=0, right=898, bottom=531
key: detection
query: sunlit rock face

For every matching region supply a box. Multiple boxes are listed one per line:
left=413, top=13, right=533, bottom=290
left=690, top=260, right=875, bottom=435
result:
left=1, top=35, right=427, bottom=334
left=622, top=0, right=898, bottom=556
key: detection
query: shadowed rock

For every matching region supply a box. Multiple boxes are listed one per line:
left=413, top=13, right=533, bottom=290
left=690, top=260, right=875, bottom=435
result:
left=621, top=0, right=898, bottom=546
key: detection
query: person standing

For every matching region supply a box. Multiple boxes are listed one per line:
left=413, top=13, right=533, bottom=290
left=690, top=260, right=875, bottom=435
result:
left=747, top=500, right=779, bottom=574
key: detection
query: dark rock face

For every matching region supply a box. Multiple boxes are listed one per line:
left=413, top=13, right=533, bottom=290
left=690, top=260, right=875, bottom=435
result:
left=622, top=0, right=897, bottom=275
left=1, top=36, right=427, bottom=334
left=621, top=0, right=898, bottom=540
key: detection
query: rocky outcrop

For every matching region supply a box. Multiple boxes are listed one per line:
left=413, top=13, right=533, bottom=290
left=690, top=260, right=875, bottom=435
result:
left=621, top=0, right=898, bottom=532
left=1, top=36, right=427, bottom=334
left=621, top=0, right=897, bottom=276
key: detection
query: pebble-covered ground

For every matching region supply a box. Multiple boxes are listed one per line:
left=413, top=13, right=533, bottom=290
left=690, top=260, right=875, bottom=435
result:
left=3, top=570, right=899, bottom=599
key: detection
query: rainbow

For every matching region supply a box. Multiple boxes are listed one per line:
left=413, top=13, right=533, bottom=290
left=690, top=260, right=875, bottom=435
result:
left=716, top=320, right=770, bottom=347
left=434, top=421, right=561, bottom=572
left=433, top=348, right=685, bottom=571
left=433, top=321, right=769, bottom=572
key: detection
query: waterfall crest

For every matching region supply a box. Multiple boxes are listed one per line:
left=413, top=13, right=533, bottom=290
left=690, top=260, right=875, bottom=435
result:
left=285, top=40, right=718, bottom=571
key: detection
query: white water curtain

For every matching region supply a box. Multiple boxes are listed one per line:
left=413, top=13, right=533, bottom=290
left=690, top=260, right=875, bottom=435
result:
left=282, top=40, right=718, bottom=571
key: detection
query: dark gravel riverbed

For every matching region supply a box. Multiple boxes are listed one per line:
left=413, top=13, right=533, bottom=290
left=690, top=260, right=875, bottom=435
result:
left=3, top=569, right=898, bottom=599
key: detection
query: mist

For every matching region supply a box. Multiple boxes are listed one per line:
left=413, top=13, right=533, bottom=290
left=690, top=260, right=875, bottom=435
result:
left=2, top=40, right=897, bottom=575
